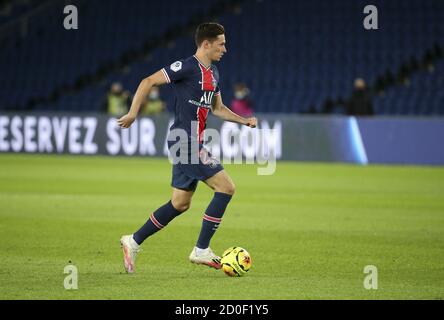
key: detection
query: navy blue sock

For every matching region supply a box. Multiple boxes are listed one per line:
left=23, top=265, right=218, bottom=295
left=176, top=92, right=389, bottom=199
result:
left=196, top=192, right=232, bottom=249
left=133, top=201, right=183, bottom=245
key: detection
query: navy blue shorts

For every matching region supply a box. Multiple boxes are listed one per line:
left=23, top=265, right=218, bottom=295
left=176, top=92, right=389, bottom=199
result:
left=170, top=148, right=224, bottom=192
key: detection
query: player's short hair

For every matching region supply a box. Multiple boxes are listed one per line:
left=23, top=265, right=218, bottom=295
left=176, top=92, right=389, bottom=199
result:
left=195, top=23, right=225, bottom=47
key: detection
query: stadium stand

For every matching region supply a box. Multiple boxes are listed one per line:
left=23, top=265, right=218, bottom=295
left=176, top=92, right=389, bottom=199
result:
left=0, top=0, right=224, bottom=111
left=0, top=0, right=442, bottom=115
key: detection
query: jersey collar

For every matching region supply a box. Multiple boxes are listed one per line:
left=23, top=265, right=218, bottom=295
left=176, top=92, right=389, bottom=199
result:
left=193, top=55, right=211, bottom=70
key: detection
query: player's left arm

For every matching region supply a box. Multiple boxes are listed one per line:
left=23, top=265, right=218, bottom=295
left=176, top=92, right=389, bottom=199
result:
left=212, top=94, right=257, bottom=128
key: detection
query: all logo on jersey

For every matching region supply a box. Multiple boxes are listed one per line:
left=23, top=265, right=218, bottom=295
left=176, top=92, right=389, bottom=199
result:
left=188, top=91, right=215, bottom=109
left=199, top=91, right=215, bottom=109
left=170, top=61, right=182, bottom=72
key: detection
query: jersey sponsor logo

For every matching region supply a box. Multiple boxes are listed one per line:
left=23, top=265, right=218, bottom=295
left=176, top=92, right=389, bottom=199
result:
left=200, top=91, right=215, bottom=106
left=188, top=91, right=215, bottom=110
left=170, top=61, right=182, bottom=72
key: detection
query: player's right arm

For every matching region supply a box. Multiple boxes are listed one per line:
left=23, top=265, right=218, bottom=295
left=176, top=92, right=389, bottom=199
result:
left=117, top=70, right=167, bottom=128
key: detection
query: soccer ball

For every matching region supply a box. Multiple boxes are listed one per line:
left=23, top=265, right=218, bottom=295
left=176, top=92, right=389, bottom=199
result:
left=221, top=247, right=252, bottom=277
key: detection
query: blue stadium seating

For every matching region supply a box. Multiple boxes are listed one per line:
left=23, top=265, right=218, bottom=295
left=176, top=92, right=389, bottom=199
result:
left=0, top=0, right=443, bottom=115
left=0, top=0, right=217, bottom=110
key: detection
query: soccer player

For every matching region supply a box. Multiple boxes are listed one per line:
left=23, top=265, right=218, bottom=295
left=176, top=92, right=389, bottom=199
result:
left=117, top=23, right=257, bottom=273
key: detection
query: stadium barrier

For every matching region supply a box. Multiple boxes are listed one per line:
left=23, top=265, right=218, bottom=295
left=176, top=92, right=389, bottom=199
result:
left=0, top=112, right=443, bottom=165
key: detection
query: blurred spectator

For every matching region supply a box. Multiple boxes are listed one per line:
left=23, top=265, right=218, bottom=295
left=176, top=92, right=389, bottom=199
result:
left=321, top=96, right=347, bottom=115
left=421, top=48, right=437, bottom=72
left=346, top=78, right=374, bottom=116
left=397, top=64, right=410, bottom=86
left=433, top=43, right=443, bottom=59
left=407, top=55, right=420, bottom=74
left=321, top=97, right=335, bottom=114
left=103, top=82, right=130, bottom=116
left=140, top=86, right=166, bottom=115
left=230, top=83, right=254, bottom=117
left=306, top=104, right=317, bottom=114
left=374, top=69, right=396, bottom=96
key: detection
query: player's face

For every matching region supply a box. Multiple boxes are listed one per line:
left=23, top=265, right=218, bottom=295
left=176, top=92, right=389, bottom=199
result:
left=208, top=35, right=227, bottom=62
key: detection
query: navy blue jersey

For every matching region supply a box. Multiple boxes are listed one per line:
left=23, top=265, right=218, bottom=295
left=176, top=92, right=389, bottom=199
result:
left=162, top=55, right=221, bottom=146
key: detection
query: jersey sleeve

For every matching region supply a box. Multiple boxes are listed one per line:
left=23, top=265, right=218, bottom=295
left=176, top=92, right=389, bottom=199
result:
left=161, top=60, right=193, bottom=84
left=213, top=66, right=221, bottom=96
left=214, top=84, right=221, bottom=96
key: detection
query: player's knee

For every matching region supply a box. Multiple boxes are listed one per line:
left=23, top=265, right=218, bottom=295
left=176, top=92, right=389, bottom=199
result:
left=222, top=182, right=236, bottom=196
left=171, top=199, right=191, bottom=213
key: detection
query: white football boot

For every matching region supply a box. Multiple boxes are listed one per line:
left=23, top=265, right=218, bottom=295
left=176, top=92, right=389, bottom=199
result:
left=189, top=247, right=222, bottom=269
left=120, top=235, right=140, bottom=274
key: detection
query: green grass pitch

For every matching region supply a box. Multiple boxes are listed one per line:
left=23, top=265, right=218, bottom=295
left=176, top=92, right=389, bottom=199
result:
left=0, top=154, right=443, bottom=300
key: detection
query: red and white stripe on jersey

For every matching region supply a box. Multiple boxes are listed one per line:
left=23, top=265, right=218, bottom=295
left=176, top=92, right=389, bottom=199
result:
left=150, top=213, right=164, bottom=230
left=196, top=62, right=218, bottom=144
left=161, top=68, right=171, bottom=84
left=197, top=107, right=209, bottom=144
left=203, top=214, right=222, bottom=224
left=198, top=63, right=216, bottom=91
